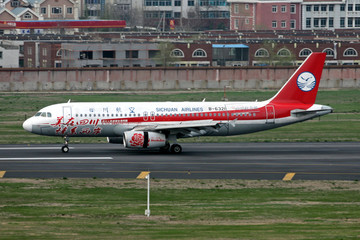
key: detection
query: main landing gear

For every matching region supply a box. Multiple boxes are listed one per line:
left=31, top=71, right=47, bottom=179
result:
left=160, top=143, right=182, bottom=154
left=61, top=136, right=69, bottom=153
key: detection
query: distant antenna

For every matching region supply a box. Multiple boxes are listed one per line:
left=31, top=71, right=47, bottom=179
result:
left=202, top=98, right=206, bottom=102
left=67, top=99, right=71, bottom=103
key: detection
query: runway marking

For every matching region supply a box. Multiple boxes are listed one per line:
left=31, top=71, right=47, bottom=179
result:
left=0, top=157, right=113, bottom=161
left=0, top=147, right=74, bottom=150
left=137, top=171, right=150, bottom=179
left=0, top=171, right=5, bottom=178
left=4, top=170, right=360, bottom=176
left=283, top=173, right=296, bottom=181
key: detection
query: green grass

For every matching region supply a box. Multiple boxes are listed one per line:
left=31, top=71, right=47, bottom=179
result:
left=0, top=89, right=359, bottom=144
left=1, top=178, right=360, bottom=239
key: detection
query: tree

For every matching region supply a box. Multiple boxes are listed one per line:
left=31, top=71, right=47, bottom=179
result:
left=255, top=40, right=296, bottom=66
left=154, top=42, right=178, bottom=67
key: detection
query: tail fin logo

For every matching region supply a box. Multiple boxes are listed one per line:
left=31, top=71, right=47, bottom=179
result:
left=297, top=72, right=316, bottom=92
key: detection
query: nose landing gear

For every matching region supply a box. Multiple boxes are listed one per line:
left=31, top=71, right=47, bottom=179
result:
left=61, top=136, right=69, bottom=153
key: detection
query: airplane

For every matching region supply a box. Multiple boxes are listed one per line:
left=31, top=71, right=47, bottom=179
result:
left=23, top=52, right=333, bottom=154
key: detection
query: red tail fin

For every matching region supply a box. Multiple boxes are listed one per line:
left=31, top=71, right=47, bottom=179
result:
left=270, top=52, right=326, bottom=105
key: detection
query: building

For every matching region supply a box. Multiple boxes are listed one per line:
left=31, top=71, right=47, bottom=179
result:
left=228, top=0, right=302, bottom=30
left=0, top=42, right=19, bottom=67
left=228, top=0, right=360, bottom=30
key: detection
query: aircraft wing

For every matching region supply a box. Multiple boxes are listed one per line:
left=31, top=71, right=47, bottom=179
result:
left=132, top=120, right=227, bottom=137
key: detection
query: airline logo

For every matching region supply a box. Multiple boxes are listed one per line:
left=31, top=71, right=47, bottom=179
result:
left=297, top=72, right=316, bottom=92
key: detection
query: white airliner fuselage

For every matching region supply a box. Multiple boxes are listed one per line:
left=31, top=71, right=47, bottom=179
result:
left=23, top=53, right=333, bottom=153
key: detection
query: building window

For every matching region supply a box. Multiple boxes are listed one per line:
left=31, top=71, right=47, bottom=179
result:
left=28, top=58, right=33, bottom=68
left=281, top=5, right=286, bottom=12
left=11, top=0, right=20, bottom=7
left=234, top=19, right=239, bottom=29
left=299, top=48, right=312, bottom=57
left=245, top=4, right=249, bottom=10
left=323, top=48, right=334, bottom=57
left=348, top=18, right=353, bottom=27
left=174, top=0, right=181, bottom=6
left=320, top=18, right=326, bottom=27
left=306, top=5, right=311, bottom=12
left=28, top=47, right=32, bottom=55
left=174, top=12, right=181, bottom=18
left=272, top=21, right=277, bottom=28
left=344, top=48, right=358, bottom=57
left=170, top=49, right=184, bottom=57
left=348, top=4, right=353, bottom=11
left=356, top=4, right=360, bottom=11
left=329, top=17, right=334, bottom=28
left=23, top=12, right=32, bottom=19
left=126, top=50, right=139, bottom=59
left=42, top=48, right=47, bottom=56
left=41, top=7, right=46, bottom=14
left=272, top=5, right=277, bottom=13
left=314, top=18, right=319, bottom=28
left=329, top=5, right=334, bottom=11
left=67, top=7, right=73, bottom=14
left=306, top=18, right=311, bottom=28
left=52, top=7, right=62, bottom=14
left=79, top=51, right=93, bottom=59
left=340, top=17, right=345, bottom=28
left=234, top=4, right=239, bottom=14
left=103, top=51, right=115, bottom=58
left=321, top=5, right=327, bottom=11
left=245, top=18, right=249, bottom=24
left=42, top=60, right=47, bottom=68
left=188, top=0, right=194, bottom=6
left=340, top=4, right=345, bottom=11
left=290, top=20, right=295, bottom=29
left=192, top=49, right=207, bottom=57
left=290, top=4, right=295, bottom=13
left=356, top=18, right=360, bottom=27
left=281, top=20, right=286, bottom=28
left=0, top=52, right=2, bottom=59
left=278, top=48, right=291, bottom=57
left=255, top=48, right=269, bottom=57
left=314, top=5, right=319, bottom=11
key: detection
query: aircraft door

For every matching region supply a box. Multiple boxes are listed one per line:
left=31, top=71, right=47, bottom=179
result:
left=266, top=105, right=275, bottom=124
left=63, top=106, right=72, bottom=124
left=150, top=111, right=155, bottom=121
left=143, top=111, right=148, bottom=121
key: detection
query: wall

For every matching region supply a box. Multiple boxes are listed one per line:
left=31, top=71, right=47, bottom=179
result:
left=0, top=66, right=359, bottom=91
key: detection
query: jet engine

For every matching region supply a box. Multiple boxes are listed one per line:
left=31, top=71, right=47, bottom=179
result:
left=123, top=131, right=167, bottom=149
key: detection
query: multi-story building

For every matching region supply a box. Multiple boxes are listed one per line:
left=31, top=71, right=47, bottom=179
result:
left=228, top=0, right=302, bottom=30
left=228, top=0, right=360, bottom=30
left=116, top=0, right=231, bottom=30
left=301, top=0, right=360, bottom=30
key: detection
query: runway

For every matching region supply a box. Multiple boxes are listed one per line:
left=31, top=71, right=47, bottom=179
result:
left=0, top=142, right=359, bottom=180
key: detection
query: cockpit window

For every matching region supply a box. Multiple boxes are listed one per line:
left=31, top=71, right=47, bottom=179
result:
left=35, top=112, right=42, bottom=117
left=47, top=112, right=52, bottom=117
left=41, top=112, right=47, bottom=117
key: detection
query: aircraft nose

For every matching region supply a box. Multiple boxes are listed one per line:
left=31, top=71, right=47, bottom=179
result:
left=23, top=118, right=32, bottom=132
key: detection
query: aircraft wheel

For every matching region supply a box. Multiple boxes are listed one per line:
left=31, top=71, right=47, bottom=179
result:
left=170, top=144, right=182, bottom=154
left=61, top=145, right=69, bottom=153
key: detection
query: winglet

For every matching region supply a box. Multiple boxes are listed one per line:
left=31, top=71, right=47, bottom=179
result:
left=269, top=52, right=326, bottom=105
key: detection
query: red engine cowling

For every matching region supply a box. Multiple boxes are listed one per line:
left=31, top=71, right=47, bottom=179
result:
left=123, top=131, right=167, bottom=149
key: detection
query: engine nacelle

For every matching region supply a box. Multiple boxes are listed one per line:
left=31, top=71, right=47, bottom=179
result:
left=107, top=137, right=123, bottom=144
left=123, top=131, right=167, bottom=149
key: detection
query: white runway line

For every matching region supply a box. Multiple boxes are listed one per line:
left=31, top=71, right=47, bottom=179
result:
left=0, top=147, right=74, bottom=150
left=0, top=157, right=113, bottom=161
